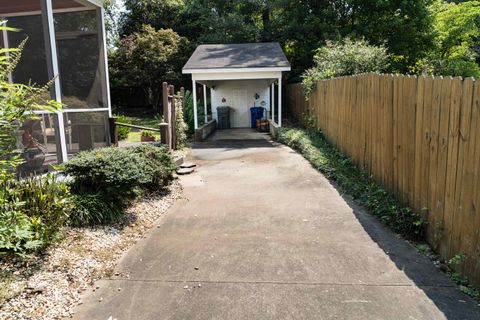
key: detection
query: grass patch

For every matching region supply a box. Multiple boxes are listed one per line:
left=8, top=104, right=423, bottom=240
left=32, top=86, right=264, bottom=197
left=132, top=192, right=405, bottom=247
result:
left=124, top=116, right=161, bottom=142
left=278, top=127, right=426, bottom=238
left=126, top=131, right=160, bottom=143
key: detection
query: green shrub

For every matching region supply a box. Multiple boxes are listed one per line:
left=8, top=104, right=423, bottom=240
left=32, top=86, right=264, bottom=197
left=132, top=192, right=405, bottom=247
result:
left=64, top=145, right=177, bottom=225
left=183, top=90, right=205, bottom=135
left=130, top=144, right=177, bottom=189
left=278, top=127, right=426, bottom=238
left=0, top=24, right=65, bottom=259
left=302, top=39, right=390, bottom=94
left=69, top=193, right=123, bottom=226
left=0, top=173, right=70, bottom=258
left=63, top=147, right=149, bottom=207
left=114, top=114, right=132, bottom=140
left=16, top=174, right=71, bottom=243
left=0, top=173, right=43, bottom=258
left=175, top=94, right=188, bottom=149
left=141, top=130, right=155, bottom=137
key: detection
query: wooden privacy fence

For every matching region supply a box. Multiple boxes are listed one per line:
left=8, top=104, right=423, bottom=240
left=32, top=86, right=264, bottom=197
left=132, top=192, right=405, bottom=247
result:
left=287, top=73, right=480, bottom=286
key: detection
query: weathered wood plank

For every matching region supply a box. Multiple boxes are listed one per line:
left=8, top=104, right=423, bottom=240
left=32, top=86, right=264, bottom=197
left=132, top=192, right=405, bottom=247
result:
left=285, top=74, right=480, bottom=286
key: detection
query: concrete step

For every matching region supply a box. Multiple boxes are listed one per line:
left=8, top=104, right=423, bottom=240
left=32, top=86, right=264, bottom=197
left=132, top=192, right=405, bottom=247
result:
left=177, top=168, right=195, bottom=175
left=180, top=162, right=196, bottom=169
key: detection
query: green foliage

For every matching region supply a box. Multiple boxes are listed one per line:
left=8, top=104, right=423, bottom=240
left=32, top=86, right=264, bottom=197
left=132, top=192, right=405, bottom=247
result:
left=183, top=90, right=204, bottom=135
left=130, top=144, right=177, bottom=189
left=69, top=192, right=123, bottom=226
left=16, top=174, right=70, bottom=243
left=175, top=94, right=188, bottom=149
left=63, top=147, right=151, bottom=207
left=0, top=42, right=61, bottom=173
left=64, top=144, right=177, bottom=224
left=114, top=114, right=132, bottom=140
left=278, top=127, right=427, bottom=238
left=109, top=25, right=191, bottom=112
left=183, top=90, right=194, bottom=135
left=0, top=173, right=70, bottom=258
left=116, top=0, right=434, bottom=79
left=446, top=253, right=480, bottom=301
left=0, top=23, right=66, bottom=259
left=141, top=130, right=155, bottom=137
left=302, top=39, right=390, bottom=94
left=0, top=172, right=43, bottom=258
left=420, top=0, right=480, bottom=77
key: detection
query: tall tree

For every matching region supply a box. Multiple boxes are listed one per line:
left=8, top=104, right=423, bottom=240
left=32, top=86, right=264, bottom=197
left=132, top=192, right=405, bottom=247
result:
left=109, top=25, right=191, bottom=112
left=424, top=0, right=480, bottom=77
left=116, top=0, right=436, bottom=77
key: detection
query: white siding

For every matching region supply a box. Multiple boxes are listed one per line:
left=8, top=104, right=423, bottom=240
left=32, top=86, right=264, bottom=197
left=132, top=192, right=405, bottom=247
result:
left=211, top=80, right=271, bottom=128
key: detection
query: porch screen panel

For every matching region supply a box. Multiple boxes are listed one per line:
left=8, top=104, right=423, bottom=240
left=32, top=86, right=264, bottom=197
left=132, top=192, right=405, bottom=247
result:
left=53, top=7, right=108, bottom=109
left=7, top=12, right=50, bottom=87
left=63, top=111, right=109, bottom=155
left=17, top=114, right=60, bottom=175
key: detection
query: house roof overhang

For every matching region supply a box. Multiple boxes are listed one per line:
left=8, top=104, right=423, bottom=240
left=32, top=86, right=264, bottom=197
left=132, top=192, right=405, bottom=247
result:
left=184, top=67, right=290, bottom=82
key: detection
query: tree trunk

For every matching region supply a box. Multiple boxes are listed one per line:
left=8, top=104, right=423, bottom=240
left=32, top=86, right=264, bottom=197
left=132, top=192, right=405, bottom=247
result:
left=261, top=4, right=271, bottom=42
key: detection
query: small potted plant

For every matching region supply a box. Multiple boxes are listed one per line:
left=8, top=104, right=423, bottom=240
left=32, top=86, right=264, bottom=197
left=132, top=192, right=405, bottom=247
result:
left=140, top=130, right=155, bottom=142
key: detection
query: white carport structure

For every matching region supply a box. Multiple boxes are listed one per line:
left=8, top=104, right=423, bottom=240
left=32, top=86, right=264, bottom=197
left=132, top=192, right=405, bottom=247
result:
left=182, top=43, right=291, bottom=129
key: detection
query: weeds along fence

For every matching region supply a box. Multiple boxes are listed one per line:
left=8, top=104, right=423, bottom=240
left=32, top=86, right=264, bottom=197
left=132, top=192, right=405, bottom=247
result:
left=286, top=73, right=480, bottom=286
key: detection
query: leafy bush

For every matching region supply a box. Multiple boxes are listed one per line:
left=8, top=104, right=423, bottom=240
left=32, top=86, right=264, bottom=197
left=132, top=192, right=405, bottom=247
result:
left=109, top=25, right=191, bottom=112
left=63, top=147, right=150, bottom=207
left=141, top=130, right=155, bottom=137
left=69, top=193, right=123, bottom=226
left=0, top=173, right=70, bottom=257
left=0, top=173, right=43, bottom=258
left=175, top=95, right=188, bottom=148
left=421, top=0, right=480, bottom=78
left=183, top=90, right=204, bottom=135
left=130, top=144, right=177, bottom=189
left=302, top=39, right=390, bottom=94
left=278, top=127, right=426, bottom=238
left=64, top=144, right=176, bottom=225
left=16, top=174, right=70, bottom=243
left=0, top=24, right=66, bottom=258
left=114, top=114, right=132, bottom=140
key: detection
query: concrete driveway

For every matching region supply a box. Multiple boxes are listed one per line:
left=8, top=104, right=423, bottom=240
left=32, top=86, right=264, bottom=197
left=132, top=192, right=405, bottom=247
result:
left=74, top=131, right=480, bottom=320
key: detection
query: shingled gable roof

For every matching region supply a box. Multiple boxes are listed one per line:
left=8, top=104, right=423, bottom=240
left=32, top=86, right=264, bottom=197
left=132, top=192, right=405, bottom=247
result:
left=182, top=42, right=290, bottom=72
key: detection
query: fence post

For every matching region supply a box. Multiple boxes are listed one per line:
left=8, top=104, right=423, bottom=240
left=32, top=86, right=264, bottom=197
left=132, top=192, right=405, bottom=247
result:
left=159, top=122, right=168, bottom=148
left=170, top=85, right=177, bottom=150
left=108, top=116, right=118, bottom=147
left=162, top=82, right=171, bottom=150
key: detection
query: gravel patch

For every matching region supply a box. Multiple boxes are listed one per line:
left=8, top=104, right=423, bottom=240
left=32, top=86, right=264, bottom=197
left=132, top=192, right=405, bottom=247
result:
left=0, top=180, right=182, bottom=320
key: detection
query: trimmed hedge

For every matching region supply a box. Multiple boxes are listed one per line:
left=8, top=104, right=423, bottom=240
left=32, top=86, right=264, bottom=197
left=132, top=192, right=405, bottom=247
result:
left=64, top=144, right=177, bottom=226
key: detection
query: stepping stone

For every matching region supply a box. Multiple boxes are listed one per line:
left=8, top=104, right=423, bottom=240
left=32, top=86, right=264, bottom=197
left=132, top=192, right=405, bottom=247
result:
left=177, top=168, right=195, bottom=175
left=180, top=162, right=196, bottom=169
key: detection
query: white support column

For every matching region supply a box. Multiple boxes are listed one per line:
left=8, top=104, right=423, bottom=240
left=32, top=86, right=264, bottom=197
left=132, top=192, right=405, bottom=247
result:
left=278, top=76, right=282, bottom=127
left=99, top=7, right=112, bottom=117
left=271, top=82, right=275, bottom=122
left=42, top=0, right=68, bottom=162
left=210, top=87, right=213, bottom=119
left=203, top=84, right=208, bottom=124
left=192, top=79, right=198, bottom=129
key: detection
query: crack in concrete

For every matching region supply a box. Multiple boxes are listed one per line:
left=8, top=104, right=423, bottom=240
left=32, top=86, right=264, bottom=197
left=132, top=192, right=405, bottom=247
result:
left=102, top=278, right=456, bottom=288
